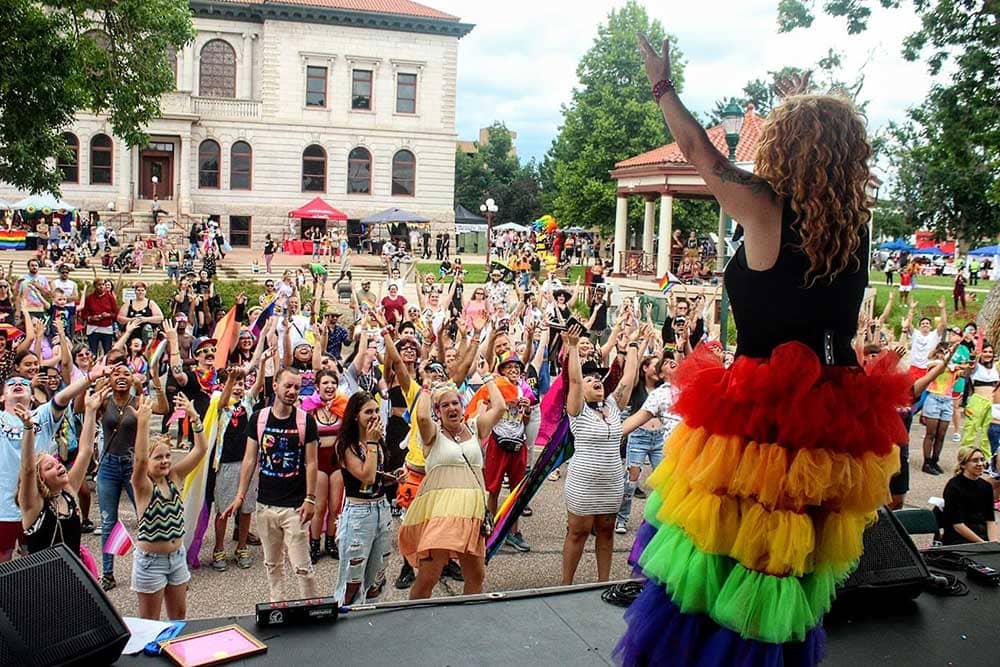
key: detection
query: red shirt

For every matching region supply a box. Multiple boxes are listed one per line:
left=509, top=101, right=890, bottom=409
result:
left=381, top=295, right=407, bottom=325
left=80, top=290, right=118, bottom=328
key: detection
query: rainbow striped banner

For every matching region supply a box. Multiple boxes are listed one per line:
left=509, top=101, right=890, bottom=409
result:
left=103, top=520, right=134, bottom=556
left=0, top=230, right=26, bottom=250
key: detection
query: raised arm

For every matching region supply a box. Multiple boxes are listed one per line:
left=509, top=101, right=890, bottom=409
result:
left=564, top=325, right=585, bottom=417
left=611, top=330, right=643, bottom=407
left=937, top=296, right=947, bottom=335
left=414, top=384, right=438, bottom=447
left=55, top=318, right=72, bottom=387
left=130, top=396, right=156, bottom=497
left=163, top=319, right=188, bottom=386
left=15, top=405, right=42, bottom=522
left=69, top=384, right=108, bottom=493
left=170, top=393, right=208, bottom=480
left=474, top=375, right=507, bottom=439
left=638, top=35, right=780, bottom=234
left=382, top=328, right=412, bottom=389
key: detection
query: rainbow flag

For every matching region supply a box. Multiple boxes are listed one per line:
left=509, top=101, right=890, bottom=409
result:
left=0, top=230, right=26, bottom=250
left=658, top=271, right=682, bottom=294
left=212, top=306, right=240, bottom=370
left=249, top=296, right=277, bottom=339
left=181, top=391, right=222, bottom=569
left=103, top=520, right=134, bottom=556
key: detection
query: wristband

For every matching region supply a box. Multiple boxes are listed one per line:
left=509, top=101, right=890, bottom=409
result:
left=628, top=342, right=640, bottom=349
left=652, top=79, right=675, bottom=102
left=303, top=497, right=316, bottom=505
left=366, top=441, right=380, bottom=446
left=481, top=374, right=495, bottom=384
left=191, top=423, right=204, bottom=433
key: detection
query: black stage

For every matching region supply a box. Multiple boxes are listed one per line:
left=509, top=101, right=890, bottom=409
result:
left=115, top=545, right=1000, bottom=666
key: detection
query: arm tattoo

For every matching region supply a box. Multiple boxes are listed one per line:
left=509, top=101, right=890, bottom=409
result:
left=712, top=158, right=772, bottom=195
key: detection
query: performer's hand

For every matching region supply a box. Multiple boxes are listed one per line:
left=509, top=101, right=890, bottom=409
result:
left=637, top=34, right=671, bottom=88
left=298, top=501, right=315, bottom=525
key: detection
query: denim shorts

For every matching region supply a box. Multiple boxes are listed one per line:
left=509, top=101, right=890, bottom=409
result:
left=131, top=544, right=190, bottom=593
left=923, top=393, right=954, bottom=421
left=625, top=428, right=665, bottom=468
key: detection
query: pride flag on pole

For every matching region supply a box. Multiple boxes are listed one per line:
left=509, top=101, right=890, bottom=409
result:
left=250, top=296, right=278, bottom=339
left=658, top=271, right=682, bottom=294
left=212, top=306, right=240, bottom=371
left=103, top=520, right=134, bottom=556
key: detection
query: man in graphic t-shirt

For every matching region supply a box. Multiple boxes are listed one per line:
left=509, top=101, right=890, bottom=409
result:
left=227, top=367, right=319, bottom=601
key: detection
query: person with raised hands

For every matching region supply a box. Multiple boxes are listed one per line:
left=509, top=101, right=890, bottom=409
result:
left=398, top=373, right=507, bottom=600
left=16, top=382, right=106, bottom=562
left=562, top=323, right=638, bottom=584
left=131, top=393, right=208, bottom=620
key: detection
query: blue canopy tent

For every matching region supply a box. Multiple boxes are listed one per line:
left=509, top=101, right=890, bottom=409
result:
left=912, top=247, right=951, bottom=256
left=878, top=239, right=915, bottom=252
left=969, top=245, right=1000, bottom=257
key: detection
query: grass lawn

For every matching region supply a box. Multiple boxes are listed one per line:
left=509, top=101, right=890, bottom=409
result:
left=872, top=283, right=985, bottom=336
left=870, top=271, right=994, bottom=290
left=416, top=262, right=587, bottom=284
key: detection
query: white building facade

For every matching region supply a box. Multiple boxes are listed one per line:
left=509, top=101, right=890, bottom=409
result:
left=0, top=0, right=472, bottom=247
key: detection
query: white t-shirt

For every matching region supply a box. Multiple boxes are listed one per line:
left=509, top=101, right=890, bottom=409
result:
left=639, top=384, right=681, bottom=432
left=52, top=278, right=78, bottom=302
left=0, top=403, right=59, bottom=521
left=909, top=329, right=940, bottom=369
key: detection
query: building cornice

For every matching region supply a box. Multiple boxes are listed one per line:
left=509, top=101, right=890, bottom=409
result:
left=190, top=1, right=475, bottom=39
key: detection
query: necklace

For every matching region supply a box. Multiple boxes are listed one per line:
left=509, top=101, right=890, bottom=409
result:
left=442, top=422, right=468, bottom=443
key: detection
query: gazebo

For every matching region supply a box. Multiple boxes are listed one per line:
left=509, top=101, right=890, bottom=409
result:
left=608, top=106, right=763, bottom=276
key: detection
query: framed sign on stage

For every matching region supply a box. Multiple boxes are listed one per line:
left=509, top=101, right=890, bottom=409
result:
left=160, top=624, right=267, bottom=667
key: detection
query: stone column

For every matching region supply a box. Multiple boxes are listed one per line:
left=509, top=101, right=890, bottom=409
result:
left=117, top=144, right=132, bottom=211
left=241, top=33, right=253, bottom=99
left=179, top=134, right=192, bottom=214
left=612, top=195, right=628, bottom=274
left=642, top=197, right=655, bottom=260
left=657, top=193, right=673, bottom=276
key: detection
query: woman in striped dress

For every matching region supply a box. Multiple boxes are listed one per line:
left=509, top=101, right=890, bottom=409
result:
left=562, top=324, right=639, bottom=584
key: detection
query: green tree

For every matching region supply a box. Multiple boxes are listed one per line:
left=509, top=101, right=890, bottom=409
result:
left=543, top=1, right=684, bottom=235
left=454, top=122, right=542, bottom=224
left=0, top=1, right=194, bottom=194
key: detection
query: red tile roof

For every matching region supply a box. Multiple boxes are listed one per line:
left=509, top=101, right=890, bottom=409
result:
left=615, top=106, right=765, bottom=169
left=210, top=0, right=459, bottom=20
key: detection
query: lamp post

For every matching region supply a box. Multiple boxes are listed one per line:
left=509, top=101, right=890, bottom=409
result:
left=480, top=197, right=498, bottom=267
left=718, top=100, right=745, bottom=349
left=151, top=175, right=159, bottom=201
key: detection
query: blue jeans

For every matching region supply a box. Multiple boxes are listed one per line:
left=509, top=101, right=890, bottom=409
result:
left=98, top=453, right=136, bottom=575
left=335, top=498, right=393, bottom=605
left=617, top=428, right=665, bottom=524
left=88, top=331, right=115, bottom=357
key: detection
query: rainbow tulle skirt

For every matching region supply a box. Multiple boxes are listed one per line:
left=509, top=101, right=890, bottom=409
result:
left=616, top=342, right=910, bottom=666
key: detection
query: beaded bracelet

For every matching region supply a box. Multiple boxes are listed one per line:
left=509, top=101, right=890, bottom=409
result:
left=653, top=79, right=675, bottom=102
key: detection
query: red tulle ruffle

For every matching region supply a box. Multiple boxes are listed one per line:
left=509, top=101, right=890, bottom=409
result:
left=672, top=342, right=910, bottom=457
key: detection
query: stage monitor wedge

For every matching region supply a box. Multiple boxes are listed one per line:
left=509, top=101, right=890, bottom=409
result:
left=0, top=544, right=130, bottom=666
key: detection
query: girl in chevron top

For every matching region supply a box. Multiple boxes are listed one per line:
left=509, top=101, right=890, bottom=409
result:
left=131, top=393, right=208, bottom=620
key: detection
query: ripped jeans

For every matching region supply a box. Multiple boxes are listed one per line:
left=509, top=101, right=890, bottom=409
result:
left=256, top=503, right=319, bottom=602
left=335, top=498, right=393, bottom=605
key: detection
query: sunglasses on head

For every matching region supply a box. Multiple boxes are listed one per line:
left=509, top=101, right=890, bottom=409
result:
left=6, top=377, right=30, bottom=388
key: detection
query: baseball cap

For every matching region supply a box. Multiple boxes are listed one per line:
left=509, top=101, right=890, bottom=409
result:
left=194, top=337, right=217, bottom=353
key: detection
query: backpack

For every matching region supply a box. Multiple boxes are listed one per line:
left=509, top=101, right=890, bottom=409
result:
left=256, top=407, right=307, bottom=446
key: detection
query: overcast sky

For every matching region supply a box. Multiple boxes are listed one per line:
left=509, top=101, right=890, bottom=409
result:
left=432, top=0, right=945, bottom=172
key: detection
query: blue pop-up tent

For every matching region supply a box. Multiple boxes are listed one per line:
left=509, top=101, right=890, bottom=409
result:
left=878, top=239, right=916, bottom=252
left=969, top=245, right=1000, bottom=257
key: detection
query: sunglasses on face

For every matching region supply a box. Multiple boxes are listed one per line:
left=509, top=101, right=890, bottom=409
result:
left=197, top=346, right=217, bottom=355
left=6, top=378, right=30, bottom=388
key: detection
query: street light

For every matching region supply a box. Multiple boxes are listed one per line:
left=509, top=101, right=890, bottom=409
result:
left=151, top=175, right=159, bottom=201
left=480, top=197, right=498, bottom=266
left=718, top=100, right=745, bottom=349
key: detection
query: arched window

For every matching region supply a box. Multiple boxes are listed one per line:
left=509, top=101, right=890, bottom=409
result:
left=198, top=139, right=221, bottom=189
left=391, top=149, right=415, bottom=196
left=199, top=39, right=236, bottom=98
left=59, top=133, right=79, bottom=183
left=90, top=134, right=113, bottom=185
left=347, top=147, right=371, bottom=194
left=230, top=141, right=252, bottom=190
left=302, top=144, right=326, bottom=192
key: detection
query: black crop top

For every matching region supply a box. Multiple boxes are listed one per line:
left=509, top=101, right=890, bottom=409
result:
left=725, top=202, right=868, bottom=366
left=341, top=442, right=386, bottom=500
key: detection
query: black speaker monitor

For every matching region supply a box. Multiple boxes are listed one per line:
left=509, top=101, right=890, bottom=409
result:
left=0, top=545, right=130, bottom=666
left=834, top=506, right=931, bottom=609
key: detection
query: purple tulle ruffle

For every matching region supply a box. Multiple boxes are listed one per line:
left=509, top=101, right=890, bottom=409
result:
left=629, top=521, right=656, bottom=570
left=614, top=581, right=826, bottom=667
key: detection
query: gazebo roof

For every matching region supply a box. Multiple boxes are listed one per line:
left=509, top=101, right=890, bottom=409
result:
left=616, top=106, right=764, bottom=170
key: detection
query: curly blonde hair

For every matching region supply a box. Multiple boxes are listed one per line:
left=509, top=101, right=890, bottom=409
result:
left=755, top=95, right=872, bottom=285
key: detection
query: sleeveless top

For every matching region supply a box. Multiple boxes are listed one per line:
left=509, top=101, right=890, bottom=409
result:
left=425, top=418, right=483, bottom=471
left=23, top=491, right=81, bottom=556
left=341, top=442, right=386, bottom=500
left=314, top=407, right=342, bottom=439
left=137, top=479, right=185, bottom=542
left=127, top=300, right=153, bottom=319
left=725, top=201, right=869, bottom=366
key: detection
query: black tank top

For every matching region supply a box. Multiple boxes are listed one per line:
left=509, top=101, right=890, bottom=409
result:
left=725, top=202, right=868, bottom=366
left=23, top=491, right=81, bottom=556
left=127, top=300, right=153, bottom=319
left=341, top=442, right=386, bottom=500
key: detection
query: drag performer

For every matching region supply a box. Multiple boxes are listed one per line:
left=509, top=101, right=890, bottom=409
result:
left=617, top=36, right=910, bottom=665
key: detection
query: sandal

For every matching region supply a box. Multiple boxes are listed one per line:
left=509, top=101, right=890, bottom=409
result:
left=522, top=506, right=533, bottom=517
left=548, top=470, right=561, bottom=482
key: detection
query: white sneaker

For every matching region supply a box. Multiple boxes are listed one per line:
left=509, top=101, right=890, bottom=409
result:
left=614, top=520, right=627, bottom=535
left=952, top=433, right=961, bottom=443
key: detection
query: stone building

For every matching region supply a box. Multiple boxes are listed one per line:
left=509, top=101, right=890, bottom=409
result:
left=0, top=0, right=473, bottom=247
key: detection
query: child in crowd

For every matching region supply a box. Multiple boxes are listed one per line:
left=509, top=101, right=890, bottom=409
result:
left=130, top=394, right=208, bottom=620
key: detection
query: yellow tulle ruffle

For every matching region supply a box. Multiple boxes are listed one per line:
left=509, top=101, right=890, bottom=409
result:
left=649, top=423, right=900, bottom=514
left=651, top=481, right=876, bottom=576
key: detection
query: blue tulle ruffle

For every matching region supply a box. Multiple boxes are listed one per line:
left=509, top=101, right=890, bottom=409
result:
left=615, top=581, right=826, bottom=667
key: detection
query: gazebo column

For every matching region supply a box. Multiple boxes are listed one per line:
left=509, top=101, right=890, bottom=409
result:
left=657, top=193, right=673, bottom=276
left=612, top=195, right=628, bottom=274
left=642, top=197, right=655, bottom=260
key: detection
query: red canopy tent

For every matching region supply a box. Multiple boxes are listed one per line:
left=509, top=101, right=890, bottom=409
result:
left=288, top=197, right=348, bottom=221
left=287, top=197, right=348, bottom=254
